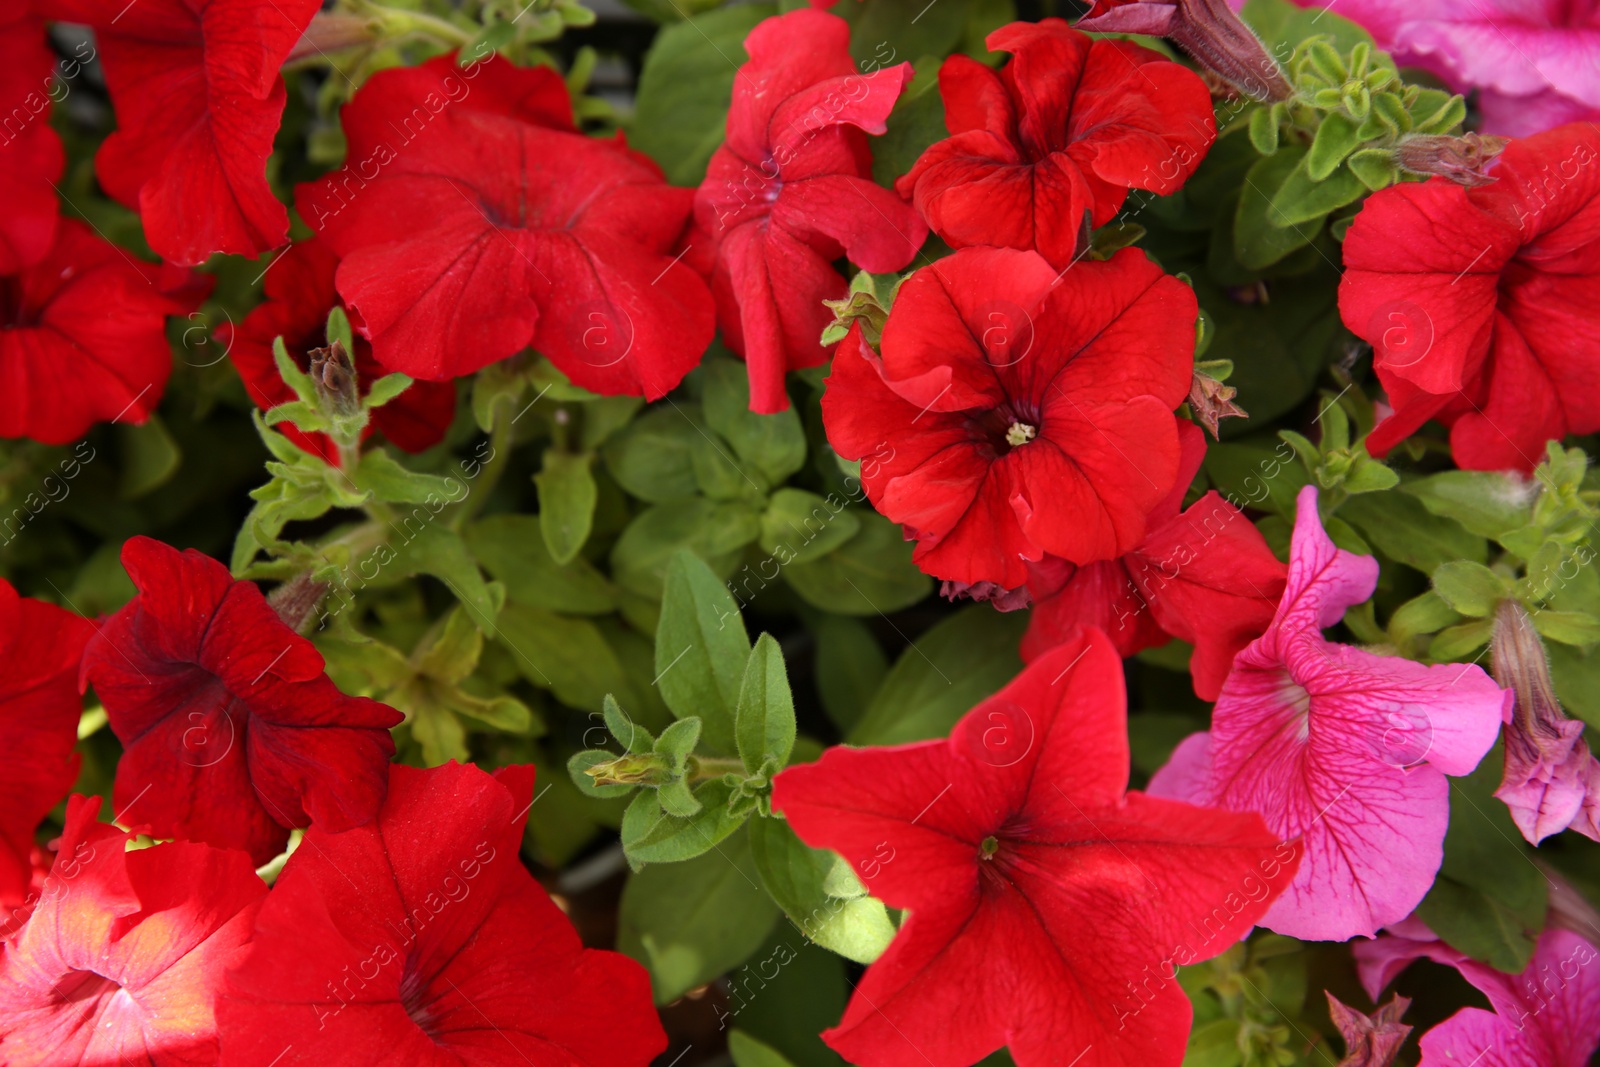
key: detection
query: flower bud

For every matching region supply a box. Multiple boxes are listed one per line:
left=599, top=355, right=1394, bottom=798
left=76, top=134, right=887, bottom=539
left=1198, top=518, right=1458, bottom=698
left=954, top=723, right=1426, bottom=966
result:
left=583, top=752, right=671, bottom=788
left=309, top=341, right=362, bottom=420
left=1490, top=599, right=1600, bottom=844
left=1078, top=0, right=1293, bottom=102
left=1326, top=992, right=1410, bottom=1067
left=1189, top=369, right=1248, bottom=439
left=1395, top=132, right=1509, bottom=188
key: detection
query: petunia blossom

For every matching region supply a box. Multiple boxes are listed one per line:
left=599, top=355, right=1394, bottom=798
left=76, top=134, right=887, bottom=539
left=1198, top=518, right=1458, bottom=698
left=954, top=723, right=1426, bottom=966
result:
left=0, top=5, right=64, bottom=275
left=774, top=628, right=1300, bottom=1067
left=79, top=536, right=402, bottom=866
left=1289, top=0, right=1600, bottom=137
left=299, top=52, right=713, bottom=398
left=0, top=794, right=268, bottom=1066
left=897, top=20, right=1215, bottom=270
left=1, top=220, right=201, bottom=444
left=688, top=9, right=925, bottom=413
left=0, top=579, right=92, bottom=913
left=1341, top=123, right=1600, bottom=473
left=50, top=0, right=320, bottom=265
left=1356, top=924, right=1600, bottom=1067
left=219, top=238, right=457, bottom=466
left=1150, top=485, right=1509, bottom=940
left=219, top=761, right=666, bottom=1066
left=1489, top=597, right=1600, bottom=843
left=821, top=245, right=1195, bottom=588
left=1009, top=420, right=1287, bottom=700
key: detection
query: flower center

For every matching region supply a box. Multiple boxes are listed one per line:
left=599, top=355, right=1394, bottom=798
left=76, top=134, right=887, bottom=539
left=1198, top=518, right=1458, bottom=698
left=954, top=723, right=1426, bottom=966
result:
left=979, top=835, right=1000, bottom=859
left=1005, top=421, right=1036, bottom=448
left=50, top=969, right=120, bottom=1005
left=1, top=277, right=31, bottom=328
left=400, top=965, right=442, bottom=1040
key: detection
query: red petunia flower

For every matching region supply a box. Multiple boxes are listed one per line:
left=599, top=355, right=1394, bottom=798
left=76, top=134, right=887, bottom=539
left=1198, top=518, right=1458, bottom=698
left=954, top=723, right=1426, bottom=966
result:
left=821, top=245, right=1195, bottom=588
left=49, top=0, right=318, bottom=266
left=1012, top=421, right=1287, bottom=700
left=896, top=20, right=1215, bottom=270
left=0, top=6, right=64, bottom=275
left=1, top=220, right=202, bottom=445
left=219, top=761, right=666, bottom=1066
left=219, top=238, right=457, bottom=465
left=1341, top=122, right=1600, bottom=472
left=772, top=629, right=1300, bottom=1067
left=298, top=53, right=713, bottom=398
left=0, top=794, right=267, bottom=1066
left=687, top=9, right=926, bottom=413
left=79, top=536, right=402, bottom=866
left=0, top=579, right=92, bottom=914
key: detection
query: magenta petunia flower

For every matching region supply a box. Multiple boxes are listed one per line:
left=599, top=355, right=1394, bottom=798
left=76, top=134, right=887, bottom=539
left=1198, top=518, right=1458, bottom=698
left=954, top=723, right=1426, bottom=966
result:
left=1357, top=923, right=1600, bottom=1067
left=1150, top=485, right=1510, bottom=941
left=1290, top=0, right=1600, bottom=137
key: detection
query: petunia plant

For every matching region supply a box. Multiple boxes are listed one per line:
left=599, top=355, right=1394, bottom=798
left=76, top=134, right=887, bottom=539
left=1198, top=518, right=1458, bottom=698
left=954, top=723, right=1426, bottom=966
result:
left=5, top=0, right=1600, bottom=1065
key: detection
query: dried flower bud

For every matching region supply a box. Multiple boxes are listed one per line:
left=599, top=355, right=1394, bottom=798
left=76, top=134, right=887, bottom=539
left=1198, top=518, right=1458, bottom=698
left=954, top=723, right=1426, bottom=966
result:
left=1395, top=132, right=1510, bottom=188
left=309, top=341, right=361, bottom=420
left=1078, top=0, right=1294, bottom=102
left=941, top=579, right=1032, bottom=612
left=1189, top=371, right=1248, bottom=439
left=1326, top=992, right=1411, bottom=1067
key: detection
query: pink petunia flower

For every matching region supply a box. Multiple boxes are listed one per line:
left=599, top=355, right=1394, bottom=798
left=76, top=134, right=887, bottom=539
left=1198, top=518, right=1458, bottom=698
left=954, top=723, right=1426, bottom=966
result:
left=1356, top=922, right=1600, bottom=1067
left=1150, top=485, right=1510, bottom=940
left=1290, top=0, right=1600, bottom=137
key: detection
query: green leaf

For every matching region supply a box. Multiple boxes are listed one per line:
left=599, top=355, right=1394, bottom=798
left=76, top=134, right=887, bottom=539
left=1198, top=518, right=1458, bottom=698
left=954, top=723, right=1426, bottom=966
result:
left=1415, top=748, right=1546, bottom=973
left=748, top=816, right=896, bottom=965
left=1402, top=470, right=1537, bottom=540
left=628, top=5, right=775, bottom=184
left=850, top=605, right=1026, bottom=745
left=1202, top=436, right=1310, bottom=516
left=352, top=450, right=465, bottom=506
left=393, top=526, right=499, bottom=637
left=496, top=602, right=632, bottom=712
left=602, top=406, right=703, bottom=503
left=618, top=826, right=780, bottom=1002
left=658, top=777, right=702, bottom=817
left=534, top=449, right=598, bottom=565
left=1340, top=455, right=1400, bottom=494
left=272, top=335, right=317, bottom=405
left=1306, top=111, right=1360, bottom=180
left=1387, top=591, right=1464, bottom=645
left=1532, top=609, right=1600, bottom=648
left=870, top=54, right=947, bottom=186
left=1429, top=618, right=1493, bottom=661
left=729, top=1032, right=800, bottom=1067
left=116, top=416, right=182, bottom=499
left=657, top=550, right=751, bottom=755
left=1247, top=106, right=1279, bottom=156
left=654, top=716, right=703, bottom=767
left=1431, top=561, right=1508, bottom=617
left=1268, top=154, right=1367, bottom=228
left=465, top=515, right=618, bottom=615
left=413, top=605, right=483, bottom=685
left=814, top=615, right=888, bottom=734
left=409, top=701, right=469, bottom=766
left=1339, top=490, right=1488, bottom=574
left=761, top=488, right=861, bottom=564
left=610, top=498, right=763, bottom=599
left=783, top=512, right=932, bottom=616
left=624, top=778, right=750, bottom=863
left=704, top=358, right=807, bottom=486
left=736, top=634, right=797, bottom=774
left=605, top=693, right=656, bottom=754
left=1347, top=148, right=1398, bottom=191
left=1234, top=149, right=1320, bottom=270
